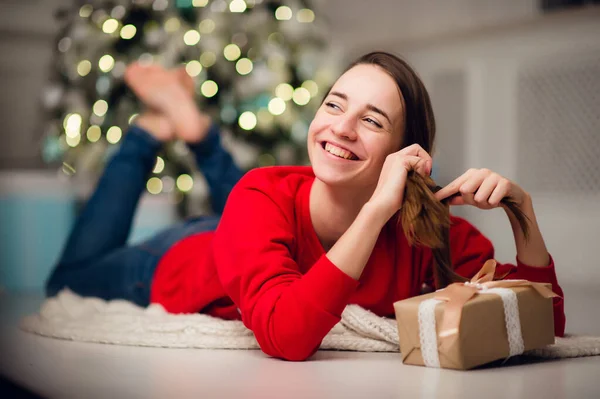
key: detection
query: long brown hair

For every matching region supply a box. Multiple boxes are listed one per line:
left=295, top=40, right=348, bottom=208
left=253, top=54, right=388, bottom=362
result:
left=340, top=52, right=530, bottom=289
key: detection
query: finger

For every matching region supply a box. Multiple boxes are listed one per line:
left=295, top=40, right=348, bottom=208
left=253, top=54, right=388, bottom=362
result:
left=488, top=179, right=511, bottom=207
left=448, top=196, right=466, bottom=206
left=401, top=155, right=429, bottom=175
left=457, top=170, right=490, bottom=206
left=400, top=144, right=433, bottom=172
left=434, top=170, right=473, bottom=201
left=473, top=174, right=501, bottom=205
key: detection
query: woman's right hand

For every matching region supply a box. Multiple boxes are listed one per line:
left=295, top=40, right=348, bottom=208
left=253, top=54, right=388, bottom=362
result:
left=367, top=144, right=433, bottom=221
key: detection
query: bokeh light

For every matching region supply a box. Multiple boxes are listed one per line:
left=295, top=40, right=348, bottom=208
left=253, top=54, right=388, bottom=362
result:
left=106, top=126, right=122, bottom=144
left=201, top=80, right=218, bottom=97
left=120, top=24, right=137, bottom=39
left=93, top=100, right=108, bottom=116
left=147, top=177, right=163, bottom=194
left=153, top=156, right=165, bottom=173
left=176, top=174, right=194, bottom=192
left=236, top=58, right=253, bottom=75
left=98, top=54, right=115, bottom=72
left=238, top=111, right=257, bottom=130
left=275, top=83, right=293, bottom=101
left=87, top=125, right=101, bottom=142
left=268, top=97, right=286, bottom=115
left=185, top=60, right=203, bottom=76
left=184, top=30, right=201, bottom=46
left=275, top=6, right=292, bottom=20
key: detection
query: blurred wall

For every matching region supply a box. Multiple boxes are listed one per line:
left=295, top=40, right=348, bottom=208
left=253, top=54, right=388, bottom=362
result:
left=0, top=0, right=72, bottom=169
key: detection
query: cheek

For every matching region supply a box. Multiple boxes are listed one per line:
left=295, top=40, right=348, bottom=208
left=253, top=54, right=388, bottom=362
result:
left=362, top=134, right=396, bottom=161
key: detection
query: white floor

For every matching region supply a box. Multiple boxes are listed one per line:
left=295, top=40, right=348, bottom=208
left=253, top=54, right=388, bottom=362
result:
left=1, top=285, right=599, bottom=399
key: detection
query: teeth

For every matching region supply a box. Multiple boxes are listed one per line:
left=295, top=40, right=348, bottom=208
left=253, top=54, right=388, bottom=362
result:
left=324, top=142, right=356, bottom=160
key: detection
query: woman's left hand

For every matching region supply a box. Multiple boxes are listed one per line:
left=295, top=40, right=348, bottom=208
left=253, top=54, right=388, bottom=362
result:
left=434, top=168, right=529, bottom=210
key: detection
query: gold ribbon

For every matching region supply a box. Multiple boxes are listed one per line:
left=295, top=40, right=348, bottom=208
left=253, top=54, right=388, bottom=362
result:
left=433, top=259, right=558, bottom=350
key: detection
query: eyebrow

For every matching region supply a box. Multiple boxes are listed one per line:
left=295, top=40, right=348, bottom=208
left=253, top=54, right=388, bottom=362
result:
left=328, top=91, right=392, bottom=125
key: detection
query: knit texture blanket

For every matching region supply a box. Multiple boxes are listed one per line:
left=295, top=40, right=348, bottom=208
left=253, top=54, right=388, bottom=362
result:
left=20, top=289, right=600, bottom=359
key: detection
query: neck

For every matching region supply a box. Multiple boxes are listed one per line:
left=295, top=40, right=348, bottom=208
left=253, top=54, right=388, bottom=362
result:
left=309, top=178, right=374, bottom=251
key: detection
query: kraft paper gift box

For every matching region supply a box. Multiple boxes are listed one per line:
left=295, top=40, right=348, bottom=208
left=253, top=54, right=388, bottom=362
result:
left=393, top=260, right=557, bottom=370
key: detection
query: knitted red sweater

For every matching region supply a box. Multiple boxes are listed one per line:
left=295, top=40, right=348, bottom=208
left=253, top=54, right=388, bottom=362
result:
left=151, top=166, right=565, bottom=361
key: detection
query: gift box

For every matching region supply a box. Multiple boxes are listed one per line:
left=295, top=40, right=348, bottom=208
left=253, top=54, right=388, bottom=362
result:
left=393, top=260, right=557, bottom=370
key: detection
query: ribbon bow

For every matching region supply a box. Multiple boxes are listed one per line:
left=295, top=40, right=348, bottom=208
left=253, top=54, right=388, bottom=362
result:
left=433, top=259, right=558, bottom=351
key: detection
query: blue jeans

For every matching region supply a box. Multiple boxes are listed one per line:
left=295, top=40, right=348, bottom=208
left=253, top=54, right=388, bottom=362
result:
left=45, top=124, right=243, bottom=307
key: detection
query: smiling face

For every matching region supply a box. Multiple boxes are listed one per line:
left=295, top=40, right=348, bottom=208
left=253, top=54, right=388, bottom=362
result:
left=307, top=64, right=405, bottom=190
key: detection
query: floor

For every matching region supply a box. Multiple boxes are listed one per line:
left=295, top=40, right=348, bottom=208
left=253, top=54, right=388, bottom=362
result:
left=0, top=285, right=599, bottom=399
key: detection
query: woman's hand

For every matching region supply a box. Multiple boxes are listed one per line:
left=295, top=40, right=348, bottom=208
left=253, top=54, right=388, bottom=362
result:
left=434, top=168, right=530, bottom=210
left=367, top=144, right=433, bottom=220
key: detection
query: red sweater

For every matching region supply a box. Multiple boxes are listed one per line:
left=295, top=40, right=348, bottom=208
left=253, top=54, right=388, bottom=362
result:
left=150, top=166, right=566, bottom=361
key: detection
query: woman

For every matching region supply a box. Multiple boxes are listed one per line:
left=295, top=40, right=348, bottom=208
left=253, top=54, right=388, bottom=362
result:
left=47, top=52, right=565, bottom=361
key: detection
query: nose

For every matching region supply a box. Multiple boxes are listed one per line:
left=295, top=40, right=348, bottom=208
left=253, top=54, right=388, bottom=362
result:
left=331, top=114, right=357, bottom=141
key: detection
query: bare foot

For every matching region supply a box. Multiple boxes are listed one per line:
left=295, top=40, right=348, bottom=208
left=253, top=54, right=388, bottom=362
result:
left=134, top=112, right=174, bottom=142
left=173, top=67, right=212, bottom=143
left=124, top=62, right=208, bottom=143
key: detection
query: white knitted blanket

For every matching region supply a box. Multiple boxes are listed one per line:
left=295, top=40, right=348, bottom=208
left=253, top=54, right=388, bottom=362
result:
left=20, top=289, right=600, bottom=359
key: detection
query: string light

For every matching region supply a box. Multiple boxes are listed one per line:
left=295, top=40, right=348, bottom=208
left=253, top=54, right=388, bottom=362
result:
left=198, top=19, right=215, bottom=34
left=275, top=6, right=292, bottom=20
left=98, top=55, right=115, bottom=72
left=238, top=111, right=257, bottom=130
left=176, top=174, right=194, bottom=192
left=296, top=9, right=315, bottom=23
left=164, top=17, right=180, bottom=33
left=200, top=52, right=216, bottom=67
left=292, top=87, right=311, bottom=105
left=102, top=18, right=119, bottom=34
left=153, top=156, right=165, bottom=173
left=153, top=0, right=169, bottom=12
left=120, top=25, right=137, bottom=39
left=193, top=0, right=209, bottom=6
left=66, top=133, right=81, bottom=147
left=106, top=126, right=122, bottom=144
left=62, top=162, right=76, bottom=176
left=65, top=113, right=82, bottom=137
left=128, top=114, right=139, bottom=124
left=235, top=58, right=253, bottom=75
left=58, top=38, right=71, bottom=53
left=183, top=30, right=201, bottom=46
left=79, top=5, right=93, bottom=18
left=223, top=44, right=241, bottom=61
left=76, top=60, right=92, bottom=76
left=147, top=177, right=163, bottom=194
left=185, top=60, right=203, bottom=76
left=268, top=98, right=286, bottom=115
left=275, top=83, right=293, bottom=101
left=301, top=80, right=319, bottom=97
left=87, top=125, right=101, bottom=142
left=201, top=80, right=218, bottom=97
left=111, top=5, right=126, bottom=19
left=229, top=0, right=247, bottom=13
left=93, top=100, right=108, bottom=116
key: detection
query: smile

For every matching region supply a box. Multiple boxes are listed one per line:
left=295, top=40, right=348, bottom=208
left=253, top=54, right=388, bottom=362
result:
left=321, top=142, right=359, bottom=161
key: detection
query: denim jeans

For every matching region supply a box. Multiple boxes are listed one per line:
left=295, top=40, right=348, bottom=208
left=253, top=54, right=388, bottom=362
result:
left=45, top=124, right=243, bottom=307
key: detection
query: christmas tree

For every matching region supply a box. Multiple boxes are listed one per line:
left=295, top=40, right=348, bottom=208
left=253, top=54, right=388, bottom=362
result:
left=41, top=0, right=339, bottom=214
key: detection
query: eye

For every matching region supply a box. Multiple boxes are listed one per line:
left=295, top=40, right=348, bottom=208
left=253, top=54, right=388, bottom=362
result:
left=364, top=117, right=382, bottom=128
left=325, top=102, right=341, bottom=111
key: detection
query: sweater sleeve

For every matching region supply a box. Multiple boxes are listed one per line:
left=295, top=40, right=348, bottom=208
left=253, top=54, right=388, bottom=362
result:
left=212, top=174, right=359, bottom=361
left=444, top=216, right=566, bottom=337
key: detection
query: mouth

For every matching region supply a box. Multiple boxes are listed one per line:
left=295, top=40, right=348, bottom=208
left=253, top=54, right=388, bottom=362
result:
left=320, top=141, right=359, bottom=161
